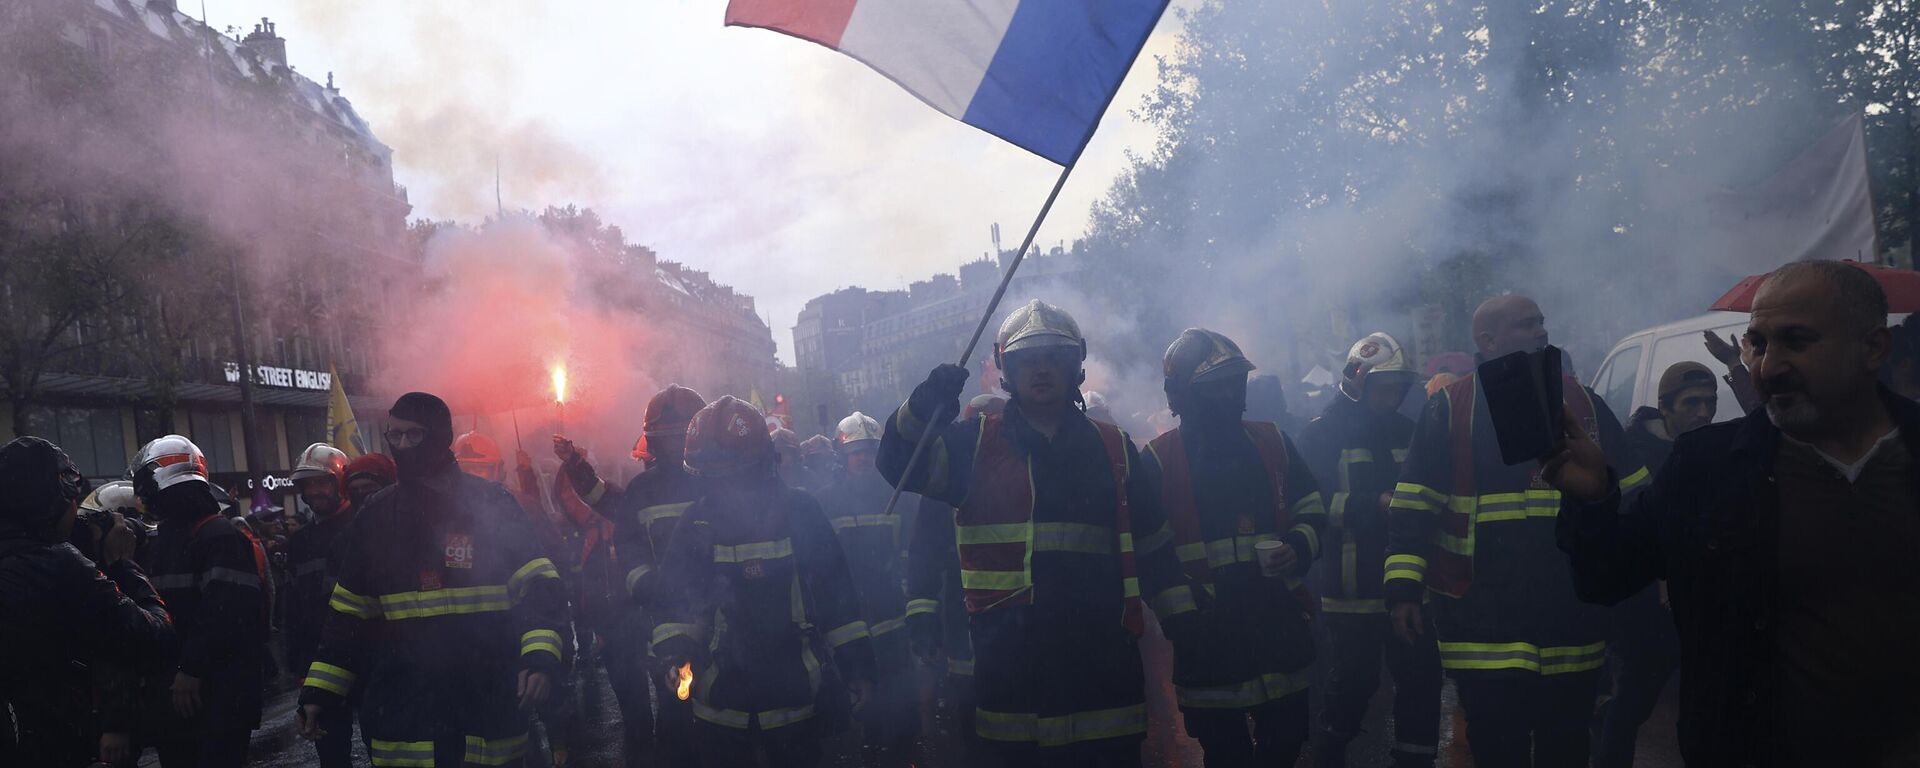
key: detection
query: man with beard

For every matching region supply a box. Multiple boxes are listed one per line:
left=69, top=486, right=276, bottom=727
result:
left=296, top=392, right=571, bottom=768
left=283, top=443, right=360, bottom=768
left=1385, top=295, right=1646, bottom=768
left=1550, top=260, right=1920, bottom=767
left=881, top=300, right=1197, bottom=768
left=819, top=411, right=918, bottom=767
left=133, top=435, right=271, bottom=768
left=651, top=396, right=876, bottom=768
left=560, top=383, right=707, bottom=767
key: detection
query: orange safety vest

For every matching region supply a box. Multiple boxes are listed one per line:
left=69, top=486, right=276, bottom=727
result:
left=1148, top=421, right=1315, bottom=611
left=1429, top=373, right=1597, bottom=597
left=956, top=412, right=1144, bottom=636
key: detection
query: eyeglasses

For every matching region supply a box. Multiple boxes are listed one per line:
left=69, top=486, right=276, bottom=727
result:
left=384, top=427, right=427, bottom=448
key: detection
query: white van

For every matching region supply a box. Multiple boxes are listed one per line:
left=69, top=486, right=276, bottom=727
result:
left=1590, top=313, right=1749, bottom=423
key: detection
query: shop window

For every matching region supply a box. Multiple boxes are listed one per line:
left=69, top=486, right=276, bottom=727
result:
left=188, top=411, right=238, bottom=473
left=24, top=405, right=127, bottom=479
left=284, top=410, right=329, bottom=452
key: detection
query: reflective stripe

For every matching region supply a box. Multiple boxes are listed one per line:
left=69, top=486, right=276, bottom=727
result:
left=826, top=621, right=871, bottom=647
left=640, top=501, right=694, bottom=527
left=830, top=514, right=899, bottom=532
left=693, top=700, right=751, bottom=728
left=947, top=658, right=975, bottom=676
left=1618, top=465, right=1651, bottom=492
left=1438, top=641, right=1607, bottom=675
left=1328, top=491, right=1351, bottom=528
left=1472, top=490, right=1563, bottom=523
left=624, top=564, right=652, bottom=596
left=1390, top=482, right=1447, bottom=512
left=1150, top=585, right=1198, bottom=617
left=149, top=573, right=195, bottom=590
left=581, top=479, right=608, bottom=505
left=870, top=616, right=906, bottom=636
left=960, top=568, right=1028, bottom=590
left=293, top=559, right=328, bottom=577
left=463, top=733, right=529, bottom=766
left=1031, top=522, right=1116, bottom=555
left=1383, top=553, right=1427, bottom=584
left=759, top=704, right=815, bottom=729
left=521, top=629, right=563, bottom=660
left=198, top=566, right=261, bottom=588
left=653, top=622, right=701, bottom=648
left=956, top=523, right=1028, bottom=546
left=303, top=662, right=356, bottom=696
left=369, top=739, right=435, bottom=767
left=906, top=598, right=939, bottom=617
left=712, top=538, right=793, bottom=563
left=1292, top=491, right=1327, bottom=523
left=507, top=558, right=560, bottom=603
left=892, top=401, right=951, bottom=498
left=329, top=585, right=381, bottom=619
left=1038, top=704, right=1148, bottom=747
left=1320, top=597, right=1386, bottom=614
left=1134, top=524, right=1173, bottom=553
left=378, top=585, right=511, bottom=619
left=1199, top=534, right=1278, bottom=569
left=693, top=700, right=815, bottom=730
left=1287, top=522, right=1320, bottom=560
left=1341, top=448, right=1375, bottom=464
left=1174, top=542, right=1206, bottom=563
left=1394, top=741, right=1439, bottom=756
left=1176, top=669, right=1313, bottom=709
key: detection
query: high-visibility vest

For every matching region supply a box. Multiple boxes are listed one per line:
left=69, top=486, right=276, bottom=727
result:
left=1427, top=373, right=1597, bottom=597
left=1148, top=421, right=1315, bottom=611
left=955, top=412, right=1144, bottom=636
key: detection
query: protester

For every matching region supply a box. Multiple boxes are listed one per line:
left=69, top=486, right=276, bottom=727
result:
left=771, top=427, right=805, bottom=489
left=1703, top=330, right=1764, bottom=413
left=283, top=443, right=360, bottom=768
left=798, top=434, right=841, bottom=494
left=1549, top=260, right=1920, bottom=767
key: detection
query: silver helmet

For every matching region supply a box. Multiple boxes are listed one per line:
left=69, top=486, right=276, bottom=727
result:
left=128, top=435, right=209, bottom=496
left=835, top=412, right=882, bottom=447
left=289, top=443, right=349, bottom=482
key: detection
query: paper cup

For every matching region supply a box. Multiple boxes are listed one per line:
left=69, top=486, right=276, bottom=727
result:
left=1254, top=540, right=1288, bottom=578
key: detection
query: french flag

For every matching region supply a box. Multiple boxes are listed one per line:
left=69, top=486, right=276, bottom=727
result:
left=725, top=0, right=1169, bottom=166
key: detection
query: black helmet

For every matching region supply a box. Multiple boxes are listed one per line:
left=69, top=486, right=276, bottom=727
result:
left=0, top=437, right=89, bottom=534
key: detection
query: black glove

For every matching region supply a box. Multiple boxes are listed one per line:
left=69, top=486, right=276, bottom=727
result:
left=908, top=364, right=970, bottom=422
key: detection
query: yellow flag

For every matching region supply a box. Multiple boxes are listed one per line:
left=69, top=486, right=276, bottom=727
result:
left=748, top=388, right=767, bottom=413
left=326, top=363, right=365, bottom=458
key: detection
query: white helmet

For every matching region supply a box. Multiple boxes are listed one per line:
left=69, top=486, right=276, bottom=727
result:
left=82, top=480, right=140, bottom=515
left=129, top=435, right=209, bottom=497
left=994, top=300, right=1086, bottom=364
left=1341, top=332, right=1415, bottom=401
left=836, top=412, right=882, bottom=447
left=289, top=443, right=349, bottom=482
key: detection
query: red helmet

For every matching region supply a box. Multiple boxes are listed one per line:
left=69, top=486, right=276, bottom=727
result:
left=635, top=384, right=707, bottom=461
left=453, top=431, right=502, bottom=475
left=683, top=396, right=773, bottom=478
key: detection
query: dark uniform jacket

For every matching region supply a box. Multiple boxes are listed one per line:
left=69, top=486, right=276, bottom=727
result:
left=816, top=470, right=912, bottom=669
left=1298, top=395, right=1414, bottom=613
left=143, top=511, right=269, bottom=695
left=881, top=399, right=1195, bottom=749
left=0, top=538, right=172, bottom=765
left=284, top=507, right=355, bottom=674
left=650, top=486, right=876, bottom=732
left=570, top=460, right=700, bottom=611
left=1385, top=374, right=1645, bottom=679
left=298, top=468, right=571, bottom=767
left=1559, top=389, right=1920, bottom=768
left=906, top=495, right=976, bottom=677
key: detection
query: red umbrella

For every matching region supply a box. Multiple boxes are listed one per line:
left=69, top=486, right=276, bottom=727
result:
left=1710, top=260, right=1920, bottom=312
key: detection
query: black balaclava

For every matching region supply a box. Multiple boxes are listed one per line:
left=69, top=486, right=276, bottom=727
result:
left=153, top=481, right=220, bottom=522
left=388, top=391, right=456, bottom=483
left=0, top=437, right=87, bottom=541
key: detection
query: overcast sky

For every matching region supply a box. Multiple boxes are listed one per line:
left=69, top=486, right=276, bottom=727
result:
left=201, top=1, right=1188, bottom=365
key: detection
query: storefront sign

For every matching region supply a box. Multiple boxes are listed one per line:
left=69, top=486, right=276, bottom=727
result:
left=223, top=362, right=333, bottom=392
left=211, top=471, right=298, bottom=493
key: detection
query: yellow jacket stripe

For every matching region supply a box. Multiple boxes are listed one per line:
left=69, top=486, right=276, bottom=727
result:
left=975, top=703, right=1149, bottom=747
left=302, top=661, right=356, bottom=696
left=328, top=584, right=380, bottom=619
left=521, top=629, right=563, bottom=660
left=463, top=733, right=529, bottom=766
left=1438, top=640, right=1607, bottom=675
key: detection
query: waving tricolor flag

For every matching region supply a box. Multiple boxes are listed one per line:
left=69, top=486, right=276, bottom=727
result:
left=725, top=0, right=1169, bottom=166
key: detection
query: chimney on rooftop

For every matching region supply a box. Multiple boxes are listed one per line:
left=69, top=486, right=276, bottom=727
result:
left=242, top=17, right=287, bottom=70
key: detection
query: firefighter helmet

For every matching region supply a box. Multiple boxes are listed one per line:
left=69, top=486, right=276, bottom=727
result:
left=453, top=432, right=502, bottom=469
left=1163, top=328, right=1256, bottom=389
left=800, top=434, right=836, bottom=459
left=836, top=412, right=882, bottom=447
left=635, top=384, right=707, bottom=461
left=994, top=300, right=1086, bottom=367
left=963, top=394, right=1007, bottom=420
left=1083, top=390, right=1109, bottom=412
left=684, top=396, right=774, bottom=478
left=82, top=480, right=140, bottom=515
left=129, top=435, right=209, bottom=497
left=771, top=428, right=801, bottom=453
left=289, top=443, right=349, bottom=482
left=1341, top=332, right=1415, bottom=400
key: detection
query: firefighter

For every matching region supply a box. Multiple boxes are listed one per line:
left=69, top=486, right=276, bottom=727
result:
left=284, top=443, right=360, bottom=768
left=818, top=410, right=918, bottom=766
left=772, top=428, right=805, bottom=489
left=880, top=299, right=1198, bottom=768
left=1385, top=295, right=1646, bottom=768
left=0, top=437, right=172, bottom=768
left=650, top=396, right=877, bottom=768
left=344, top=453, right=397, bottom=508
left=132, top=435, right=270, bottom=768
left=1298, top=332, right=1439, bottom=767
left=295, top=392, right=571, bottom=768
left=558, top=383, right=707, bottom=766
left=1138, top=328, right=1326, bottom=768
left=798, top=434, right=841, bottom=494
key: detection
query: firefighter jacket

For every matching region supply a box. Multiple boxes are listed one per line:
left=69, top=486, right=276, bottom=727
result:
left=284, top=507, right=355, bottom=674
left=0, top=537, right=172, bottom=763
left=143, top=511, right=270, bottom=686
left=1297, top=395, right=1415, bottom=614
left=880, top=399, right=1197, bottom=749
left=568, top=460, right=701, bottom=611
left=297, top=468, right=571, bottom=767
left=905, top=495, right=976, bottom=678
left=817, top=469, right=912, bottom=671
left=649, top=486, right=876, bottom=732
left=1140, top=421, right=1325, bottom=710
left=1385, top=373, right=1645, bottom=680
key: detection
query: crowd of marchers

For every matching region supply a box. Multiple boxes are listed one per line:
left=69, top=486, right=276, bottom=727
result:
left=3, top=258, right=1917, bottom=768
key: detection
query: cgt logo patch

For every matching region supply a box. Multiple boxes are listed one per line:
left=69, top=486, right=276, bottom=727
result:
left=444, top=534, right=475, bottom=569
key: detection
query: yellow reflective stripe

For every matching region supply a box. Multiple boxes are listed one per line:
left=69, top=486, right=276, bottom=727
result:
left=463, top=733, right=529, bottom=766
left=830, top=514, right=900, bottom=532
left=693, top=700, right=751, bottom=728
left=303, top=662, right=355, bottom=696
left=906, top=598, right=939, bottom=617
left=1618, top=466, right=1651, bottom=492
left=653, top=622, right=701, bottom=648
left=1032, top=522, right=1117, bottom=555
left=893, top=401, right=926, bottom=441
left=712, top=538, right=794, bottom=563
left=826, top=621, right=871, bottom=647
left=1340, top=448, right=1375, bottom=465
left=693, top=700, right=815, bottom=730
left=960, top=569, right=1028, bottom=590
left=1288, top=522, right=1320, bottom=560
left=956, top=523, right=1029, bottom=546
left=948, top=658, right=975, bottom=676
left=892, top=402, right=952, bottom=498
left=640, top=501, right=694, bottom=527
left=1383, top=553, right=1427, bottom=584
left=1292, top=491, right=1327, bottom=524
left=1133, top=524, right=1173, bottom=553
left=521, top=629, right=563, bottom=659
left=758, top=703, right=816, bottom=729
left=1176, top=669, right=1313, bottom=709
left=377, top=585, right=511, bottom=619
left=1328, top=491, right=1350, bottom=528
left=1150, top=585, right=1197, bottom=617
left=625, top=564, right=652, bottom=596
left=1390, top=482, right=1447, bottom=512
left=329, top=584, right=381, bottom=619
left=1472, top=490, right=1563, bottom=523
left=1320, top=597, right=1387, bottom=614
left=369, top=739, right=435, bottom=767
left=1438, top=641, right=1607, bottom=675
left=871, top=616, right=907, bottom=636
left=581, top=479, right=608, bottom=505
left=1200, top=534, right=1278, bottom=569
left=1174, top=542, right=1206, bottom=563
left=507, top=558, right=560, bottom=603
left=1038, top=703, right=1148, bottom=747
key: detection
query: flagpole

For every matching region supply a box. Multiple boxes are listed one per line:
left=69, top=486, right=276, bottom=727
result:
left=882, top=162, right=1077, bottom=516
